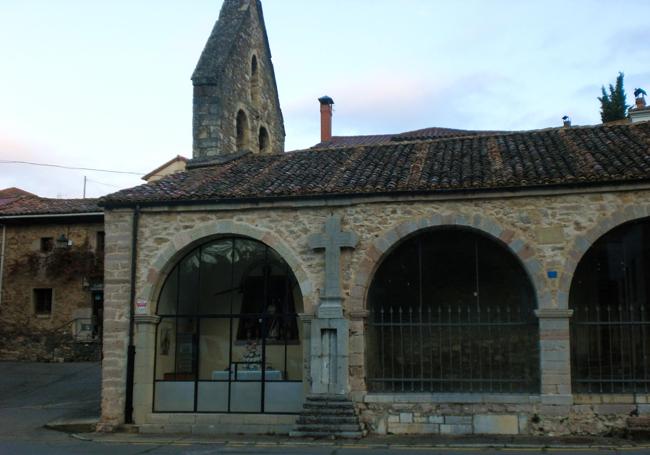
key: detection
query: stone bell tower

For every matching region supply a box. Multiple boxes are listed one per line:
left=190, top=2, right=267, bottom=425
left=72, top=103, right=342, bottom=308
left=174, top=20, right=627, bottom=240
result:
left=192, top=0, right=285, bottom=159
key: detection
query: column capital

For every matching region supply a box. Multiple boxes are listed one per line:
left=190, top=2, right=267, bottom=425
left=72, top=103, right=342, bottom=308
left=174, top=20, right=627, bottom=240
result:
left=535, top=308, right=574, bottom=319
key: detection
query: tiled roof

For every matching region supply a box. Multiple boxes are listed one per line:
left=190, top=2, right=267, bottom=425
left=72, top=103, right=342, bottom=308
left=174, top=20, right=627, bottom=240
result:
left=0, top=187, right=36, bottom=207
left=0, top=196, right=101, bottom=217
left=312, top=127, right=506, bottom=148
left=101, top=122, right=650, bottom=207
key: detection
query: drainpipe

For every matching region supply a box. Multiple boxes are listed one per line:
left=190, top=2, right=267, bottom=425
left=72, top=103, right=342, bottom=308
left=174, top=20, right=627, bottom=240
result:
left=125, top=205, right=140, bottom=424
left=0, top=224, right=6, bottom=309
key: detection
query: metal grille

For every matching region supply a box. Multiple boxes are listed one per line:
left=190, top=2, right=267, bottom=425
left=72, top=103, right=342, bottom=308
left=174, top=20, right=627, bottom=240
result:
left=570, top=220, right=650, bottom=394
left=368, top=304, right=539, bottom=393
left=366, top=229, right=540, bottom=394
left=571, top=304, right=650, bottom=393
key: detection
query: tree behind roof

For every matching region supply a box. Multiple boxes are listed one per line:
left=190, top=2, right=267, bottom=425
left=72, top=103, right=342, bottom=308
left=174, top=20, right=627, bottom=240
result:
left=598, top=72, right=630, bottom=122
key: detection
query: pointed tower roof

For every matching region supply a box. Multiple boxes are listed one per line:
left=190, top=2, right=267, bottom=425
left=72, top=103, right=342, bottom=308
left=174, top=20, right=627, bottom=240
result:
left=192, top=0, right=272, bottom=85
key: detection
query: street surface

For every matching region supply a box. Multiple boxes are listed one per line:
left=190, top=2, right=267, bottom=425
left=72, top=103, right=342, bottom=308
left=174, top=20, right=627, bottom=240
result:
left=1, top=362, right=649, bottom=454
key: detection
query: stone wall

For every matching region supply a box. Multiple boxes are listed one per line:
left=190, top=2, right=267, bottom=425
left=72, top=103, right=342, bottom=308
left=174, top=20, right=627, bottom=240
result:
left=102, top=186, right=650, bottom=434
left=0, top=220, right=104, bottom=361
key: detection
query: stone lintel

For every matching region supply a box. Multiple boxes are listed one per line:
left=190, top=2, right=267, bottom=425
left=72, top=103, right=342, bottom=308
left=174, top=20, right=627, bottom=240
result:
left=535, top=308, right=574, bottom=319
left=134, top=315, right=161, bottom=325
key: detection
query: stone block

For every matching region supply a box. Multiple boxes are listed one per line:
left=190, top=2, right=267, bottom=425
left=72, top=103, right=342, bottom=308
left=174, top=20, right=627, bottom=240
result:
left=387, top=414, right=399, bottom=423
left=444, top=415, right=472, bottom=425
left=400, top=412, right=413, bottom=423
left=440, top=424, right=473, bottom=435
left=518, top=414, right=528, bottom=434
left=428, top=415, right=444, bottom=424
left=473, top=415, right=519, bottom=435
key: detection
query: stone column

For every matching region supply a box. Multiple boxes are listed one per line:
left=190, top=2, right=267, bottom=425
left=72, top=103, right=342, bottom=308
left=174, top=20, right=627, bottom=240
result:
left=536, top=308, right=574, bottom=406
left=133, top=315, right=160, bottom=424
left=98, top=210, right=134, bottom=431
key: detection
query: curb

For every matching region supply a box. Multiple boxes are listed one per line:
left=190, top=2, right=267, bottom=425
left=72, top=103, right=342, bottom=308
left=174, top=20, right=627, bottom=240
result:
left=70, top=432, right=650, bottom=450
left=45, top=418, right=99, bottom=434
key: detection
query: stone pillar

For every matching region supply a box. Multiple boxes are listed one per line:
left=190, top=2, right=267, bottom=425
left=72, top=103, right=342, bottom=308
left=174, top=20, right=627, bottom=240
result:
left=310, top=316, right=350, bottom=395
left=536, top=308, right=574, bottom=406
left=299, top=313, right=314, bottom=395
left=133, top=315, right=160, bottom=424
left=98, top=210, right=134, bottom=431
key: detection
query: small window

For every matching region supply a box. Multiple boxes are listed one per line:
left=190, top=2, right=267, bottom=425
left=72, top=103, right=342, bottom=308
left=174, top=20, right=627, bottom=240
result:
left=40, top=237, right=54, bottom=253
left=34, top=289, right=53, bottom=315
left=258, top=127, right=270, bottom=153
left=236, top=110, right=250, bottom=150
left=96, top=231, right=105, bottom=253
left=250, top=55, right=260, bottom=105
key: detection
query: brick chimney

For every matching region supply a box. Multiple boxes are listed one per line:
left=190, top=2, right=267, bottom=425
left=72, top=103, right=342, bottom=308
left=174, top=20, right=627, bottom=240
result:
left=318, top=96, right=334, bottom=143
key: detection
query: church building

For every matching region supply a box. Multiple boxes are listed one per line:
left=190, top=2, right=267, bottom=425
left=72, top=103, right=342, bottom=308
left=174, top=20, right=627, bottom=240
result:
left=99, top=0, right=650, bottom=437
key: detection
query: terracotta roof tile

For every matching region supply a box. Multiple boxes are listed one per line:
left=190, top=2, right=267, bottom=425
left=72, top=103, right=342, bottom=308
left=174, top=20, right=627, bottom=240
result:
left=0, top=196, right=101, bottom=217
left=101, top=122, right=650, bottom=207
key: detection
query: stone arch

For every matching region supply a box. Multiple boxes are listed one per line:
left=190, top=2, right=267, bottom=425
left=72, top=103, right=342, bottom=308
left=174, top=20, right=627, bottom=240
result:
left=558, top=204, right=650, bottom=309
left=140, top=220, right=315, bottom=315
left=236, top=109, right=250, bottom=150
left=349, top=212, right=547, bottom=311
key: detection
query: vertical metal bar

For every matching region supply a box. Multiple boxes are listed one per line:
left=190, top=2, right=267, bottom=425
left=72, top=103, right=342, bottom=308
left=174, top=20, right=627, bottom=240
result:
left=630, top=305, right=637, bottom=394
left=260, top=246, right=269, bottom=413
left=641, top=306, right=648, bottom=393
left=418, top=306, right=424, bottom=392
left=468, top=305, right=472, bottom=393
left=399, top=306, right=405, bottom=392
left=409, top=306, right=414, bottom=392
left=429, top=306, right=433, bottom=392
left=227, top=238, right=235, bottom=413
left=448, top=304, right=452, bottom=393
left=380, top=306, right=385, bottom=389
left=390, top=306, right=395, bottom=392
left=496, top=306, right=502, bottom=392
left=596, top=305, right=603, bottom=393
left=618, top=303, right=625, bottom=392
left=477, top=305, right=482, bottom=392
left=457, top=305, right=462, bottom=392
left=438, top=306, right=442, bottom=392
left=585, top=306, right=592, bottom=393
left=418, top=239, right=424, bottom=392
left=487, top=306, right=492, bottom=392
left=607, top=305, right=614, bottom=393
left=506, top=306, right=512, bottom=392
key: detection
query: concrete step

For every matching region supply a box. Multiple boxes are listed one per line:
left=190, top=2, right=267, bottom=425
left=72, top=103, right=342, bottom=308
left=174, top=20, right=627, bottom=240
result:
left=303, top=401, right=354, bottom=409
left=295, top=423, right=362, bottom=433
left=297, top=415, right=359, bottom=425
left=305, top=394, right=351, bottom=402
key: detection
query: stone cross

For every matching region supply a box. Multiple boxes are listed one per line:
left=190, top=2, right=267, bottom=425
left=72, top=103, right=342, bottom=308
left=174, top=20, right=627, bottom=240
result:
left=308, top=215, right=358, bottom=307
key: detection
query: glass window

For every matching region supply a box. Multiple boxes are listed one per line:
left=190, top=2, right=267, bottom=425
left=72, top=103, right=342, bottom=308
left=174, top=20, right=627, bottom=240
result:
left=154, top=237, right=304, bottom=414
left=34, top=288, right=53, bottom=315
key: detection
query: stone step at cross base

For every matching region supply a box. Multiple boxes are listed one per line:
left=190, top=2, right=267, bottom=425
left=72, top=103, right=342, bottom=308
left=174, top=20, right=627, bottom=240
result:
left=290, top=394, right=365, bottom=439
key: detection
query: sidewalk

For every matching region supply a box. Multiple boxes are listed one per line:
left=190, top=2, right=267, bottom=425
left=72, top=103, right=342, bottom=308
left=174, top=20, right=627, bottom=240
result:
left=69, top=430, right=648, bottom=450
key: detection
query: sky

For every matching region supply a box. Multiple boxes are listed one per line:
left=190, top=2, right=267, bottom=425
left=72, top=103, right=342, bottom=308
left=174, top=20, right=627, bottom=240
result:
left=1, top=0, right=649, bottom=199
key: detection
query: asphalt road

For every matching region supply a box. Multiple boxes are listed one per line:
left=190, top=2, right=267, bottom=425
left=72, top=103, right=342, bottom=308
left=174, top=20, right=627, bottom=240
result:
left=0, top=362, right=649, bottom=454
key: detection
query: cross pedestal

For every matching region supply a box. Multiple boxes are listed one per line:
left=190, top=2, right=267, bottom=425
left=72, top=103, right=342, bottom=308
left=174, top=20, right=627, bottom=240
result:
left=307, top=215, right=358, bottom=395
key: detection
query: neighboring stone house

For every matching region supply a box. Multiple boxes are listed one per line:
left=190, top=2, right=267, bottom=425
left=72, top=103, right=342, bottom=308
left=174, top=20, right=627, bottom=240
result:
left=98, top=0, right=650, bottom=438
left=0, top=192, right=104, bottom=361
left=142, top=156, right=188, bottom=183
